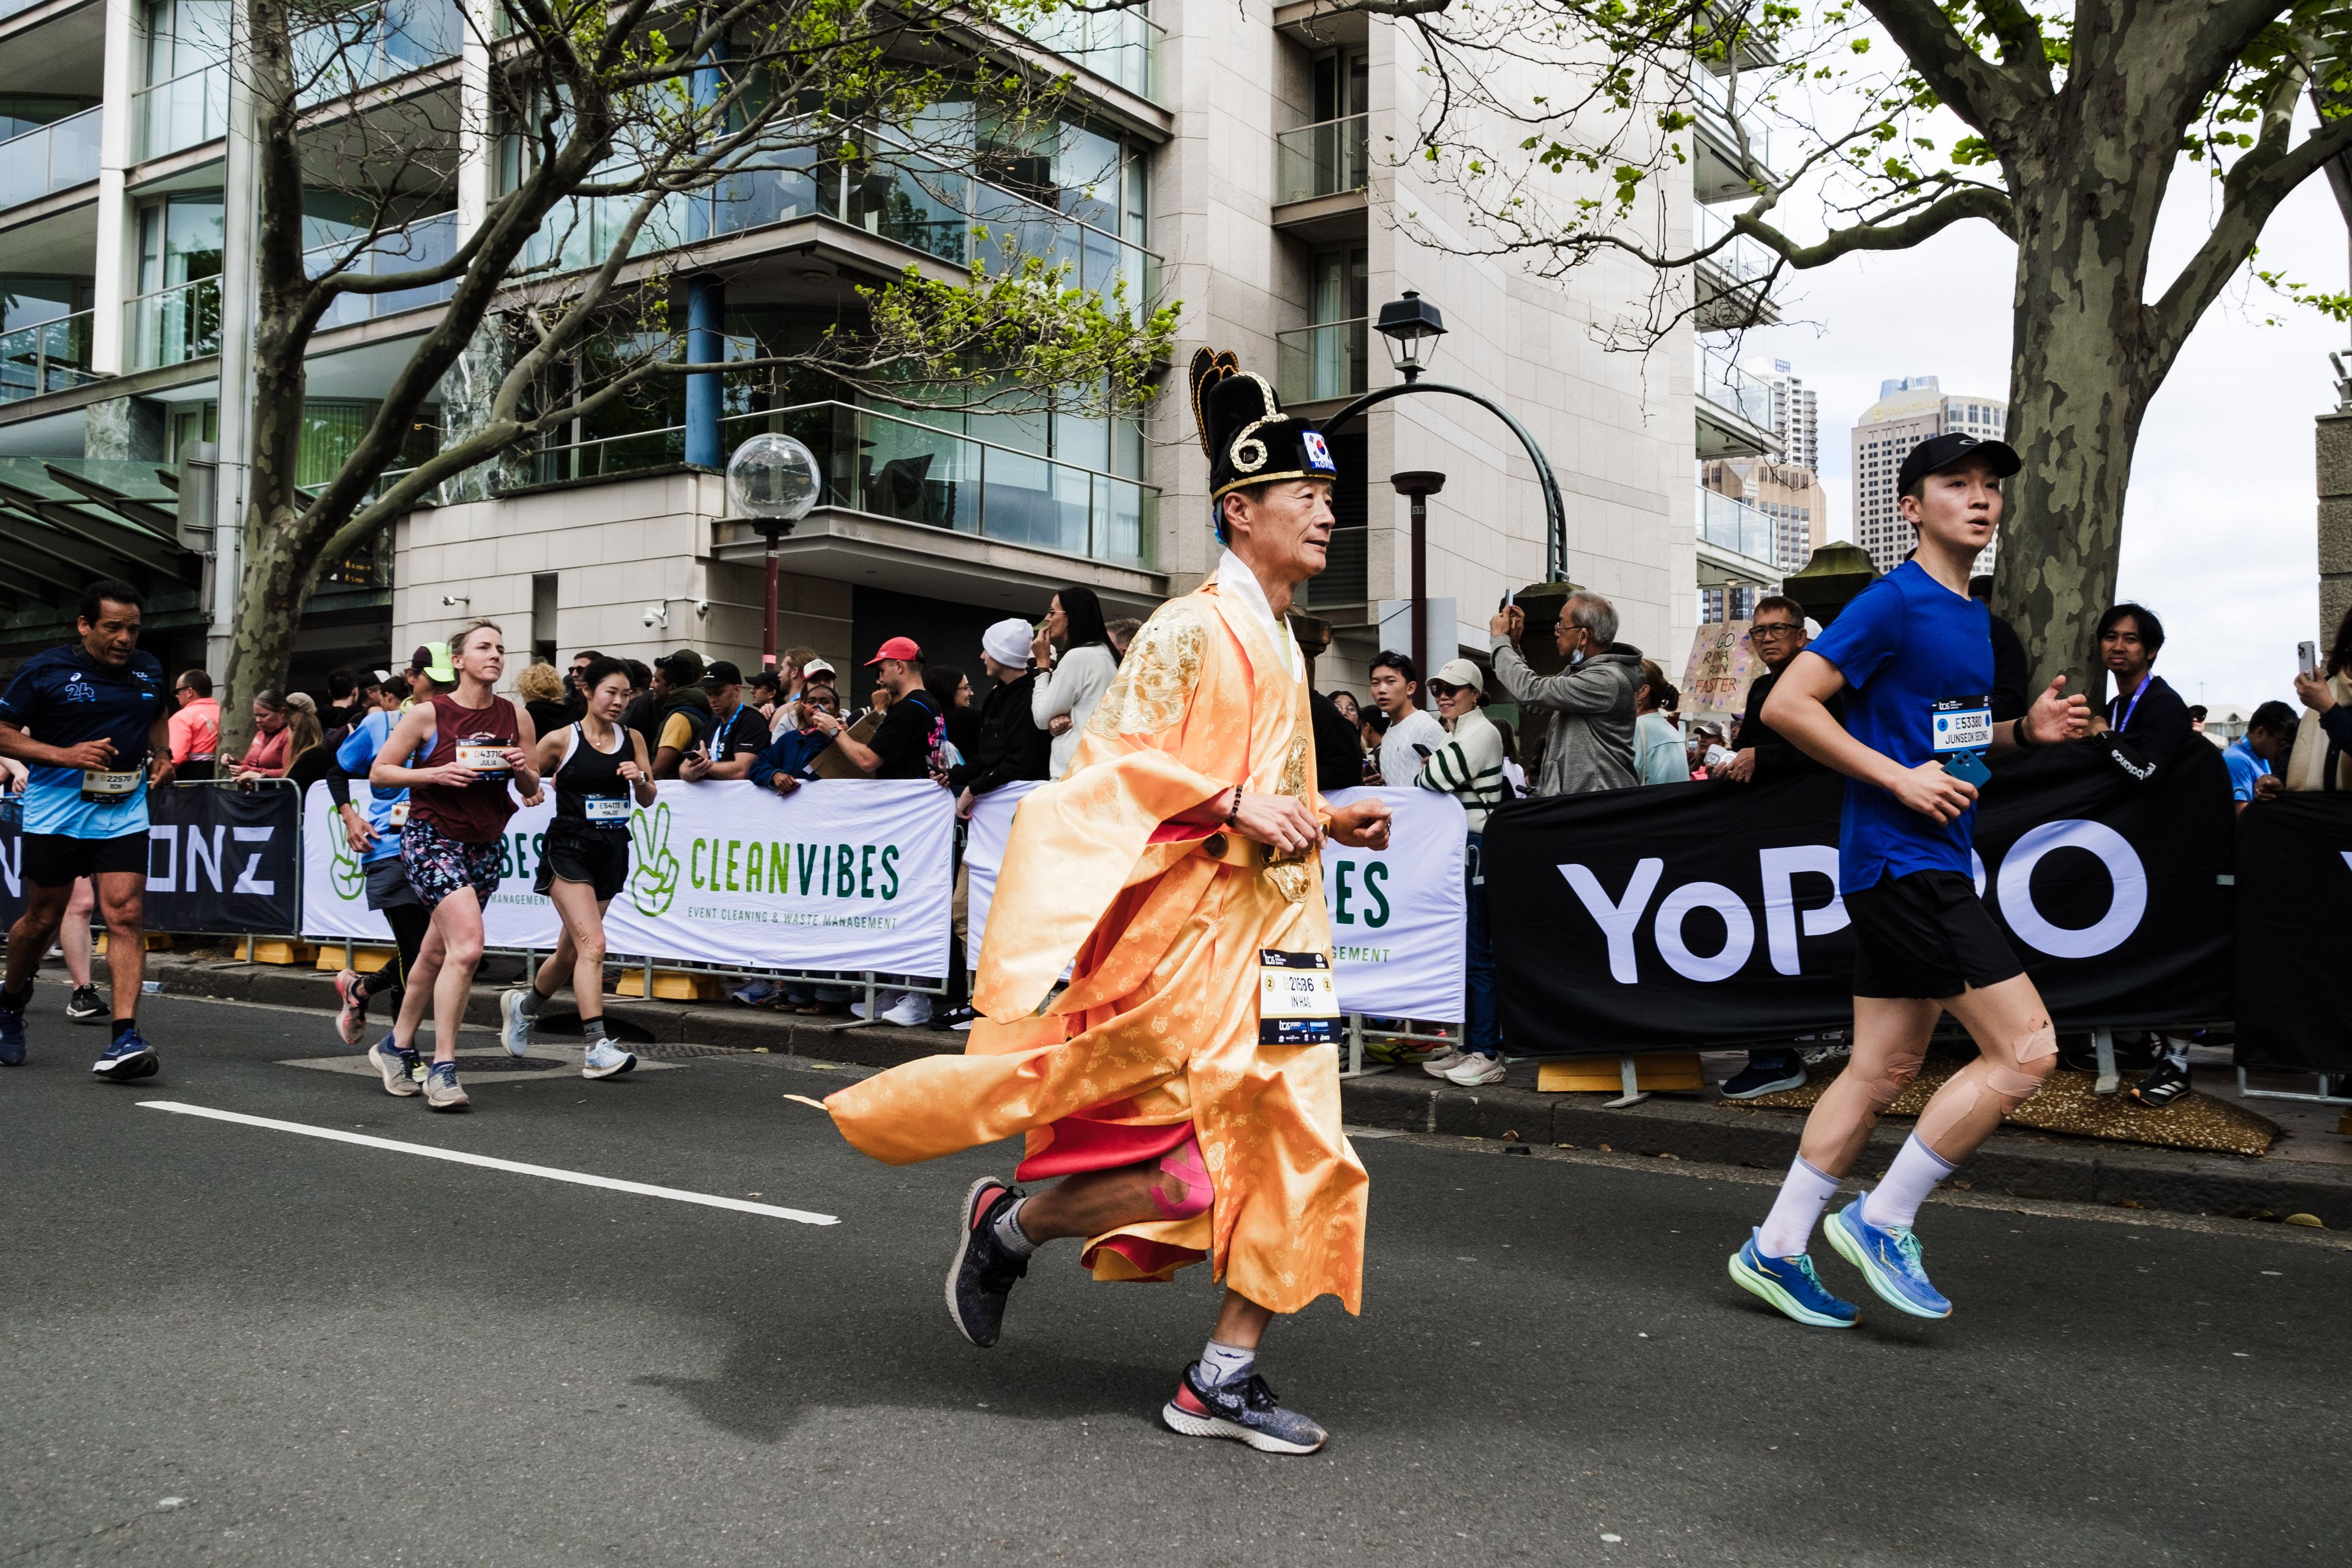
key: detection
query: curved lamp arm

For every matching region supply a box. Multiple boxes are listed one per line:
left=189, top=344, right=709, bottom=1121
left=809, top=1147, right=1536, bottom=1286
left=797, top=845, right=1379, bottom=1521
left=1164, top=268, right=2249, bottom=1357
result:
left=1318, top=382, right=1568, bottom=582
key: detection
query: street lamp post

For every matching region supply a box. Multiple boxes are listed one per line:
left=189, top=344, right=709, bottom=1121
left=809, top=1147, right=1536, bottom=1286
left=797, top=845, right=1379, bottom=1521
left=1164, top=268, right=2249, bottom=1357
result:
left=1391, top=470, right=1446, bottom=695
left=726, top=434, right=821, bottom=669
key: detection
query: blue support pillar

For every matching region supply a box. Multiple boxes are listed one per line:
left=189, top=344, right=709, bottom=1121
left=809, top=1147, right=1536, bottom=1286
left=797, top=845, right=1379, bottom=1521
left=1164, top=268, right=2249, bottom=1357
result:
left=684, top=275, right=725, bottom=470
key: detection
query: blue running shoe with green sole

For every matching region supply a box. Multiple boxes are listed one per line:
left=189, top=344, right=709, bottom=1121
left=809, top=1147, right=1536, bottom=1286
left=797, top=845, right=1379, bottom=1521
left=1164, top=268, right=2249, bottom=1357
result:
left=1826, top=1194, right=1951, bottom=1319
left=1728, top=1232, right=1857, bottom=1329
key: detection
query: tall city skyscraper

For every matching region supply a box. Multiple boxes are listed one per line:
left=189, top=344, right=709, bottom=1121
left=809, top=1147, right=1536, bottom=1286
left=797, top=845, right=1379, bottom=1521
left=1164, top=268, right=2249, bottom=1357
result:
left=1850, top=377, right=2008, bottom=575
left=1747, top=358, right=1819, bottom=471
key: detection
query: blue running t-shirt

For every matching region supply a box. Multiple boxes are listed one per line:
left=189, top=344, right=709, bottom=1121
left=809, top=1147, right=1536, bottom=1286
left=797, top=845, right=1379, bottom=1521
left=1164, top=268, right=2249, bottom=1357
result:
left=0, top=643, right=169, bottom=840
left=334, top=706, right=411, bottom=864
left=1803, top=560, right=1994, bottom=889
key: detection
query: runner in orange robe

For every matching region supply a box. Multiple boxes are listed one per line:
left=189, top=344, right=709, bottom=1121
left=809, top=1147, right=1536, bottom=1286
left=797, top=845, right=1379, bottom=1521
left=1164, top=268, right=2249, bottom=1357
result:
left=820, top=351, right=1393, bottom=1453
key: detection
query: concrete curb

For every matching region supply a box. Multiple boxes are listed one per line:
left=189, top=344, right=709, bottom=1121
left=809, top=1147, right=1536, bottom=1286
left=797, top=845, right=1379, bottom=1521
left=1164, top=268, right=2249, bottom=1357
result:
left=154, top=954, right=2352, bottom=1229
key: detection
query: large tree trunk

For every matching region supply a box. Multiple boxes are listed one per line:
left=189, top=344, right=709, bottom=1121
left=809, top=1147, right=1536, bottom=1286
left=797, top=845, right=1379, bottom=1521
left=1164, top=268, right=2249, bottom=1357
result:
left=216, top=500, right=318, bottom=761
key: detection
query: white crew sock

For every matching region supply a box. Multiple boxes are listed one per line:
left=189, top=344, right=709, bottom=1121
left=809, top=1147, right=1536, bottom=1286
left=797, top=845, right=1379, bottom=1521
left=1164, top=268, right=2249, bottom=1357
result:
left=2160, top=1036, right=2192, bottom=1070
left=1756, top=1155, right=1841, bottom=1258
left=990, top=1195, right=1037, bottom=1258
left=1861, top=1134, right=1958, bottom=1231
left=1199, top=1338, right=1256, bottom=1388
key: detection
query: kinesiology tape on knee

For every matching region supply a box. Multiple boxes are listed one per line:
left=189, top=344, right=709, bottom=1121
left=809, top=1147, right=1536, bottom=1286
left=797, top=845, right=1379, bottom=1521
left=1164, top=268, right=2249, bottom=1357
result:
left=1151, top=1137, right=1213, bottom=1221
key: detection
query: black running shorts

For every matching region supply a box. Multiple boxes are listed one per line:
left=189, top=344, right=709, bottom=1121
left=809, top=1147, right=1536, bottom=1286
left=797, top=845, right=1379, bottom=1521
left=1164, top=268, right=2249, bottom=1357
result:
left=23, top=831, right=147, bottom=887
left=1845, top=869, right=2024, bottom=1000
left=535, top=826, right=630, bottom=902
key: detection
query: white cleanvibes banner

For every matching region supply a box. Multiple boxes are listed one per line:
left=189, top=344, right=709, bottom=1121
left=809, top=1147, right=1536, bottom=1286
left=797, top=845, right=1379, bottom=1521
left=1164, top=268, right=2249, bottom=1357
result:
left=964, top=782, right=1467, bottom=1020
left=302, top=779, right=956, bottom=978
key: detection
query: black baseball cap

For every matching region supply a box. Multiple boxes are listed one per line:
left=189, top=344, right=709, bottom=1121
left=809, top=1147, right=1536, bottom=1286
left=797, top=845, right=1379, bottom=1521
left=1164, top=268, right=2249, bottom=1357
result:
left=1897, top=432, right=2021, bottom=494
left=701, top=660, right=742, bottom=687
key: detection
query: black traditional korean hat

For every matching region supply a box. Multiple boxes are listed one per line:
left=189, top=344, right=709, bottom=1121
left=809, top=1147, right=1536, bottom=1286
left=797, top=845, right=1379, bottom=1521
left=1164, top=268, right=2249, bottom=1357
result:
left=1189, top=347, right=1340, bottom=513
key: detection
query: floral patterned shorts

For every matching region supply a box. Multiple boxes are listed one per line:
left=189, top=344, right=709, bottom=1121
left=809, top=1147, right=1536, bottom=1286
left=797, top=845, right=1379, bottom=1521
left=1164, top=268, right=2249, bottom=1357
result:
left=399, top=817, right=503, bottom=910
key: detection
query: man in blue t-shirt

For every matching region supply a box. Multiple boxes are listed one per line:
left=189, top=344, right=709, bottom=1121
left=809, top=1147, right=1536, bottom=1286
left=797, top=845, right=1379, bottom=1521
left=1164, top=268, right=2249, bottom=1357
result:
left=1725, top=432, right=2091, bottom=1331
left=0, top=579, right=176, bottom=1077
left=2223, top=701, right=2294, bottom=810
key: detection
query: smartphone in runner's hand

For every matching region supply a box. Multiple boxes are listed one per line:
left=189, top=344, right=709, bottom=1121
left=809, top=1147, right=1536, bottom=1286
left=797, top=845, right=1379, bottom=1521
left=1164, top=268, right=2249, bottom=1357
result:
left=1942, top=748, right=1992, bottom=789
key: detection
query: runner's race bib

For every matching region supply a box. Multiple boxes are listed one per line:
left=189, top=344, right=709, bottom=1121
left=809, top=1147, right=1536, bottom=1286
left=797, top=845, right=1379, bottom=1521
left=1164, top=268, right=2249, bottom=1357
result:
left=1258, top=949, right=1340, bottom=1046
left=80, top=768, right=143, bottom=803
left=456, top=742, right=508, bottom=775
left=583, top=795, right=630, bottom=824
left=1931, top=695, right=1993, bottom=754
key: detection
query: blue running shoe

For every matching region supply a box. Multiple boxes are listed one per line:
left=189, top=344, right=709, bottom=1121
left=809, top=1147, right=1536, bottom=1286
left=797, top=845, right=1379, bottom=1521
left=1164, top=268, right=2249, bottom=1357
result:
left=1826, top=1194, right=1952, bottom=1319
left=91, top=1028, right=159, bottom=1082
left=1728, top=1231, right=1858, bottom=1329
left=0, top=999, right=26, bottom=1066
left=1161, top=1363, right=1328, bottom=1455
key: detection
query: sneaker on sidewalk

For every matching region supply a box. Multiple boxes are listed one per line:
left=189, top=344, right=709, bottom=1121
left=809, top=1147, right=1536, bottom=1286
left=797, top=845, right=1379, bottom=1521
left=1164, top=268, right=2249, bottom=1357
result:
left=91, top=1029, right=159, bottom=1082
left=1442, top=1052, right=1507, bottom=1087
left=730, top=979, right=779, bottom=1007
left=945, top=1178, right=1028, bottom=1349
left=876, top=991, right=932, bottom=1027
left=582, top=1039, right=638, bottom=1079
left=368, top=1037, right=422, bottom=1096
left=332, top=969, right=369, bottom=1047
left=2128, top=1058, right=2192, bottom=1108
left=936, top=1003, right=979, bottom=1031
left=0, top=998, right=25, bottom=1066
left=497, top=987, right=536, bottom=1057
left=1160, top=1363, right=1328, bottom=1455
left=1420, top=1047, right=1468, bottom=1079
left=65, top=985, right=105, bottom=1023
left=1825, top=1194, right=1951, bottom=1320
left=1727, top=1232, right=1858, bottom=1329
left=423, top=1061, right=469, bottom=1111
left=1721, top=1052, right=1807, bottom=1100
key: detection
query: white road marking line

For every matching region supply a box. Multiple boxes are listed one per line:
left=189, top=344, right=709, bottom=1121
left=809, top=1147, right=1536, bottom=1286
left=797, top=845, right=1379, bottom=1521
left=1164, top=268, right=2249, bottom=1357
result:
left=137, top=1101, right=838, bottom=1226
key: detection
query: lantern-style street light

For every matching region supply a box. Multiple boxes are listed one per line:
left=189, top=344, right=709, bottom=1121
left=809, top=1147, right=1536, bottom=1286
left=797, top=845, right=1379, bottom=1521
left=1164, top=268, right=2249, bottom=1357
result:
left=1373, top=290, right=1447, bottom=383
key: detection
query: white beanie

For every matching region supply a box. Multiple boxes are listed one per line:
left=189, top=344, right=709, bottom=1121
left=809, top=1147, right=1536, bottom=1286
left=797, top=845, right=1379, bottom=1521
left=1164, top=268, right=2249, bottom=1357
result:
left=982, top=617, right=1034, bottom=668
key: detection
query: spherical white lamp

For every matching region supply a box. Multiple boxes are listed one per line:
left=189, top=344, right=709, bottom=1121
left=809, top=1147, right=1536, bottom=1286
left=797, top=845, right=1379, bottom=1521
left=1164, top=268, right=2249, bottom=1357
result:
left=726, top=432, right=820, bottom=522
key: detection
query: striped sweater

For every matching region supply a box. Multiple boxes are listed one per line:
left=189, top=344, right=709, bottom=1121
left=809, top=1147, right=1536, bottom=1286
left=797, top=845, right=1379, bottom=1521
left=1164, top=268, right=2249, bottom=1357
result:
left=1413, top=706, right=1509, bottom=831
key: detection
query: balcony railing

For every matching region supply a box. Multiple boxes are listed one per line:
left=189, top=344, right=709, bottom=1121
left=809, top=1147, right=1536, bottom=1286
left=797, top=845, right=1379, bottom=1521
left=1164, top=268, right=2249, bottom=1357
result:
left=135, top=61, right=228, bottom=160
left=525, top=146, right=1159, bottom=314
left=1694, top=68, right=1771, bottom=176
left=530, top=399, right=1158, bottom=571
left=124, top=274, right=220, bottom=369
left=307, top=211, right=461, bottom=328
left=1697, top=484, right=1776, bottom=567
left=1275, top=318, right=1367, bottom=404
left=295, top=0, right=463, bottom=102
left=0, top=0, right=45, bottom=20
left=0, top=107, right=100, bottom=211
left=1020, top=5, right=1163, bottom=102
left=0, top=311, right=98, bottom=402
left=1692, top=201, right=1774, bottom=286
left=1276, top=113, right=1368, bottom=205
left=1695, top=342, right=1772, bottom=430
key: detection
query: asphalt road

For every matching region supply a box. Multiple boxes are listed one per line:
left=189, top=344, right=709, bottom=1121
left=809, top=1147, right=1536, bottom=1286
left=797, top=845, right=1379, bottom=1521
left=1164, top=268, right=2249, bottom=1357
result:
left=2, top=991, right=2346, bottom=1568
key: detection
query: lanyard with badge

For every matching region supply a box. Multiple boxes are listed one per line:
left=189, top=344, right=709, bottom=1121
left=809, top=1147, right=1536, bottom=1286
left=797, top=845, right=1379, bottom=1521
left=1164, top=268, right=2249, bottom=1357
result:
left=2108, top=674, right=2150, bottom=734
left=1933, top=695, right=1994, bottom=787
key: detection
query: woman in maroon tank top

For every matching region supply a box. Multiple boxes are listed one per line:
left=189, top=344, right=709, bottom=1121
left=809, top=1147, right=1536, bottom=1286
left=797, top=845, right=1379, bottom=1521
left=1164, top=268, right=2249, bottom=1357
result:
left=366, top=621, right=544, bottom=1110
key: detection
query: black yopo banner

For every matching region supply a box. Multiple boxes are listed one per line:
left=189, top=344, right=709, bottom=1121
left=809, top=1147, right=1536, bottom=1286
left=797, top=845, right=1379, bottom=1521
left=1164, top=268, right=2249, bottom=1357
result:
left=0, top=782, right=303, bottom=935
left=1485, top=742, right=2236, bottom=1054
left=2231, top=793, right=2352, bottom=1075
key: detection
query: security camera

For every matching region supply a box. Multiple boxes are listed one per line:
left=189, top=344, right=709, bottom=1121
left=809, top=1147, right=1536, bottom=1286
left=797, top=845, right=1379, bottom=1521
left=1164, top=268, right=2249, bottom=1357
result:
left=693, top=598, right=710, bottom=618
left=440, top=594, right=470, bottom=607
left=641, top=603, right=668, bottom=628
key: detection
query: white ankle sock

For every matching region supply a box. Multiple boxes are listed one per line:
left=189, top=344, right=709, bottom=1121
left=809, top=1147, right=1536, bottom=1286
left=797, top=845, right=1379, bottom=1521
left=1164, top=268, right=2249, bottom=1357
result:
left=990, top=1195, right=1036, bottom=1257
left=1861, top=1134, right=1957, bottom=1230
left=2160, top=1036, right=2192, bottom=1070
left=1199, top=1338, right=1256, bottom=1387
left=1756, top=1155, right=1841, bottom=1258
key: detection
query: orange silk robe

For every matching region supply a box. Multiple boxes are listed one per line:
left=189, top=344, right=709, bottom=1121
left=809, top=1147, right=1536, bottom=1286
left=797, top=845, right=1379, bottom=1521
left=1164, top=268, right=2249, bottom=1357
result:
left=823, top=574, right=1367, bottom=1316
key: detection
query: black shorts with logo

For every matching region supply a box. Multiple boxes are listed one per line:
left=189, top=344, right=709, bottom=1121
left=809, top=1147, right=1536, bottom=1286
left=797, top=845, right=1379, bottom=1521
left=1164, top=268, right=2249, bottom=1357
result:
left=535, top=825, right=630, bottom=902
left=1845, top=869, right=2024, bottom=1000
left=23, top=831, right=147, bottom=887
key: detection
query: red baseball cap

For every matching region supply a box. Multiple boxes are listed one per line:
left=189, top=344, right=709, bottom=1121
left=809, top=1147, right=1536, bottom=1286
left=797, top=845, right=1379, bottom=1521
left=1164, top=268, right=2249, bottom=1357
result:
left=867, top=636, right=922, bottom=665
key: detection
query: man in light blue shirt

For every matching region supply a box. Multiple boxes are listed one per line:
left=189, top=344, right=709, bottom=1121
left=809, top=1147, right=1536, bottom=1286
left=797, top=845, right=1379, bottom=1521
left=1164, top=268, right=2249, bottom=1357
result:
left=2223, top=701, right=2295, bottom=812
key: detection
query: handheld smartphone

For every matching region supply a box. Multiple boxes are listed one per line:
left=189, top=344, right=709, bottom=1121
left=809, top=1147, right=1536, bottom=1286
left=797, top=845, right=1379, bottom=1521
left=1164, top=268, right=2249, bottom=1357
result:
left=2301, top=641, right=2320, bottom=679
left=1942, top=748, right=1992, bottom=788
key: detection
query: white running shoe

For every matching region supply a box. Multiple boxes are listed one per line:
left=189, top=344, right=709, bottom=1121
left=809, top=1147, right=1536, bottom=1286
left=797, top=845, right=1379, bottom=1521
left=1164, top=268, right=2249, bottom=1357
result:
left=582, top=1039, right=638, bottom=1079
left=497, top=987, right=535, bottom=1057
left=1420, top=1047, right=1468, bottom=1079
left=880, top=992, right=933, bottom=1028
left=1443, top=1052, right=1508, bottom=1087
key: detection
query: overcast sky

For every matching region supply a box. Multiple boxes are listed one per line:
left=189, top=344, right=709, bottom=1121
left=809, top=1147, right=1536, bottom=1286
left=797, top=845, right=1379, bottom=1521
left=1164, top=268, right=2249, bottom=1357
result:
left=1727, top=158, right=2346, bottom=715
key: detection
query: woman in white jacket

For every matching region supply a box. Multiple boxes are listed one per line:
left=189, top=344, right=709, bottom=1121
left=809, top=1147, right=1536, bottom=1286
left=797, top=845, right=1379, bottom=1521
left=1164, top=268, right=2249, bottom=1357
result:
left=1030, top=584, right=1120, bottom=778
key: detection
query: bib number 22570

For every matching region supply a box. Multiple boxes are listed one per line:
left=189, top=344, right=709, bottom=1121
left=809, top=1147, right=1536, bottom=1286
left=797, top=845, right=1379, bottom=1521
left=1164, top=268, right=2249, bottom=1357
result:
left=1257, top=949, right=1340, bottom=1046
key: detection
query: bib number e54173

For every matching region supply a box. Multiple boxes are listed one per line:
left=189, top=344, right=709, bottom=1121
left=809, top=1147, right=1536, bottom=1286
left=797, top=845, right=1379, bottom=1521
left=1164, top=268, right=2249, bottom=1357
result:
left=1258, top=949, right=1339, bottom=1046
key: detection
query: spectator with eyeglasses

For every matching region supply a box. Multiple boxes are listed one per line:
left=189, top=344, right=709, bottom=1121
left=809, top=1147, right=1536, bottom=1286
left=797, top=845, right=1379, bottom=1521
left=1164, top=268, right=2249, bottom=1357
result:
left=167, top=669, right=221, bottom=782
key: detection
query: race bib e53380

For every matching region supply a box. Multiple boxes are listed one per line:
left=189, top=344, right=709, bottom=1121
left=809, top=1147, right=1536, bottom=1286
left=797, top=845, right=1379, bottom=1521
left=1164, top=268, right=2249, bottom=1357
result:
left=1931, top=696, right=1993, bottom=754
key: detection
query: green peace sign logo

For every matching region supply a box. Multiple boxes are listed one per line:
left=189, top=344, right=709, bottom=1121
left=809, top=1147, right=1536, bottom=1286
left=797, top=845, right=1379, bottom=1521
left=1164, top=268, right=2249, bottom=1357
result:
left=628, top=799, right=680, bottom=918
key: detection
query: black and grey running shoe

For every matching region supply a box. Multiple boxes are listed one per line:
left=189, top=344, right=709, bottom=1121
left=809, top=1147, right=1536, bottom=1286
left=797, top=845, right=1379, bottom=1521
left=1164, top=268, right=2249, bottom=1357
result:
left=64, top=985, right=104, bottom=1023
left=1160, top=1362, right=1329, bottom=1455
left=2129, top=1058, right=2192, bottom=1109
left=944, top=1177, right=1028, bottom=1348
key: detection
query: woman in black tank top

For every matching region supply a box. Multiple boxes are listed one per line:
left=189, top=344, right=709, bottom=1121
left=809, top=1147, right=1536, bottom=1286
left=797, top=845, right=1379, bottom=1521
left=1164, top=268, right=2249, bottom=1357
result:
left=502, top=657, right=656, bottom=1077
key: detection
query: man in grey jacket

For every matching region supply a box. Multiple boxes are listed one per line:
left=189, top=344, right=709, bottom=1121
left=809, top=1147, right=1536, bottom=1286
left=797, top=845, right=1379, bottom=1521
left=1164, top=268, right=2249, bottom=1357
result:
left=1489, top=592, right=1642, bottom=796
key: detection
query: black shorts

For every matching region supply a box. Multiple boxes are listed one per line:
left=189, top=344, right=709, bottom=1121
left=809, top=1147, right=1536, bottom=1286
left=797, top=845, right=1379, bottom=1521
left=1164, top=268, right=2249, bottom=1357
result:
left=535, top=827, right=630, bottom=902
left=23, top=831, right=147, bottom=887
left=1845, top=869, right=2024, bottom=1000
